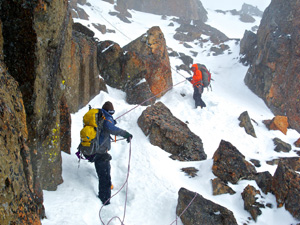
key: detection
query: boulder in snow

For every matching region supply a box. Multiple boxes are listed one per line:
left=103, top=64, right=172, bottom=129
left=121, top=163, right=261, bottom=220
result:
left=212, top=140, right=257, bottom=184
left=138, top=102, right=207, bottom=161
left=176, top=187, right=238, bottom=225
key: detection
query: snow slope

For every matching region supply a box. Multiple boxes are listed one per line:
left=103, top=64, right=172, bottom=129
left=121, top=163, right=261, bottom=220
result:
left=42, top=0, right=300, bottom=224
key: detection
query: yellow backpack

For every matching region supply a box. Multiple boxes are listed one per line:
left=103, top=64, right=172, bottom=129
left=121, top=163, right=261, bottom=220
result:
left=78, top=106, right=105, bottom=156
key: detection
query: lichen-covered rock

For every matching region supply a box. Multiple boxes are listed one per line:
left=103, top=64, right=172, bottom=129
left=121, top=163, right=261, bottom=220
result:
left=123, top=26, right=172, bottom=98
left=0, top=62, right=43, bottom=224
left=241, top=185, right=262, bottom=222
left=272, top=160, right=300, bottom=220
left=244, top=0, right=300, bottom=133
left=138, top=102, right=207, bottom=161
left=212, top=140, right=257, bottom=184
left=1, top=0, right=105, bottom=193
left=212, top=178, right=236, bottom=196
left=60, top=95, right=71, bottom=154
left=176, top=188, right=238, bottom=225
left=98, top=26, right=172, bottom=105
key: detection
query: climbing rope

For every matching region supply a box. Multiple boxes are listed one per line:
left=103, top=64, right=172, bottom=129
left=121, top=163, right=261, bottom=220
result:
left=99, top=139, right=132, bottom=225
left=170, top=192, right=198, bottom=225
left=115, top=79, right=187, bottom=120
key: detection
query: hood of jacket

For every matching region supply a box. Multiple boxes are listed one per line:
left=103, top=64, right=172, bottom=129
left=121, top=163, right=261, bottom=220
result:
left=191, top=64, right=199, bottom=70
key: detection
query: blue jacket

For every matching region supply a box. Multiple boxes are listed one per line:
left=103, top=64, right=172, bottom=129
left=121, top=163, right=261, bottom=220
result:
left=96, top=109, right=127, bottom=154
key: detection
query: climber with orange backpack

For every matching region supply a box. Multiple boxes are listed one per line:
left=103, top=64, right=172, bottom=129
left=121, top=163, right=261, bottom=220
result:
left=186, top=63, right=208, bottom=109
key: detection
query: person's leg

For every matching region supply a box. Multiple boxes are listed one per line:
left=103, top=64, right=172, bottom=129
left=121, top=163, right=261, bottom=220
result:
left=193, top=86, right=202, bottom=108
left=95, top=159, right=111, bottom=205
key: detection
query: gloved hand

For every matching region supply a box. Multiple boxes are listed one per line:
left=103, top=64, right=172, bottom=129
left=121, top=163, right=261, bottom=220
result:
left=124, top=132, right=133, bottom=143
left=186, top=77, right=192, bottom=81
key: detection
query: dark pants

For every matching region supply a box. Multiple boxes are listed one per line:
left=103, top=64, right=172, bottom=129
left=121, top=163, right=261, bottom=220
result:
left=94, top=158, right=111, bottom=205
left=193, top=86, right=206, bottom=108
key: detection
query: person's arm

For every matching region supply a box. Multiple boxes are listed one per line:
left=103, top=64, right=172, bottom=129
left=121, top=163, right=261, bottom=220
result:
left=105, top=117, right=132, bottom=142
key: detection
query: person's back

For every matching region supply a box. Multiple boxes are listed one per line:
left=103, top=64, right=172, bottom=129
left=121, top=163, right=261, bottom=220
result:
left=191, top=64, right=203, bottom=87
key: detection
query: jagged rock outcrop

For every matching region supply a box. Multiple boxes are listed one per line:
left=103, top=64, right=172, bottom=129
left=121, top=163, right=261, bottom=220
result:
left=98, top=26, right=172, bottom=105
left=137, top=102, right=207, bottom=161
left=212, top=140, right=257, bottom=184
left=238, top=111, right=257, bottom=138
left=176, top=188, right=238, bottom=225
left=0, top=62, right=43, bottom=224
left=124, top=0, right=208, bottom=22
left=272, top=160, right=300, bottom=220
left=244, top=0, right=300, bottom=133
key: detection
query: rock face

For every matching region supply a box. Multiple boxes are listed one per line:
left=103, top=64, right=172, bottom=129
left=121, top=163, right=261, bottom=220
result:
left=69, top=24, right=107, bottom=112
left=272, top=160, right=300, bottom=219
left=138, top=102, right=207, bottom=161
left=1, top=0, right=70, bottom=197
left=0, top=0, right=106, bottom=222
left=0, top=62, right=42, bottom=224
left=212, top=140, right=257, bottom=184
left=98, top=26, right=172, bottom=105
left=176, top=188, right=238, bottom=225
left=244, top=0, right=300, bottom=133
left=125, top=0, right=208, bottom=22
